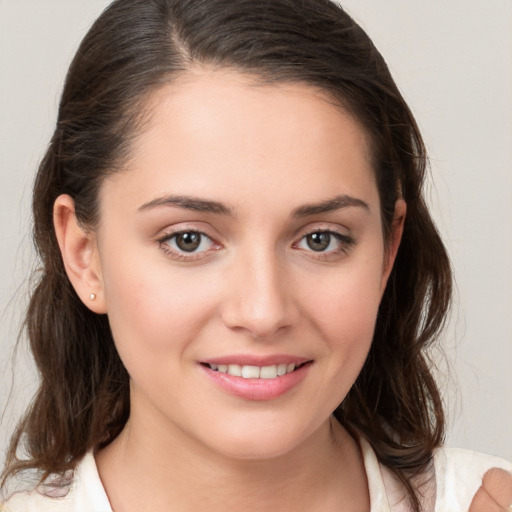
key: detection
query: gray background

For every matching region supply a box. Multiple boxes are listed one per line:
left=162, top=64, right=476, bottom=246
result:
left=1, top=0, right=511, bottom=464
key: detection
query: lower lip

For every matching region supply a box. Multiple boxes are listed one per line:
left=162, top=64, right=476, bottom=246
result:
left=200, top=363, right=312, bottom=401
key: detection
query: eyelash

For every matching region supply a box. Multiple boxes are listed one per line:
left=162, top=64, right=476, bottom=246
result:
left=157, top=228, right=356, bottom=262
left=294, top=229, right=356, bottom=260
left=158, top=229, right=219, bottom=262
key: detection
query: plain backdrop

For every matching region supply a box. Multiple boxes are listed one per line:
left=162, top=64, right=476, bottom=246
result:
left=1, top=0, right=511, bottom=465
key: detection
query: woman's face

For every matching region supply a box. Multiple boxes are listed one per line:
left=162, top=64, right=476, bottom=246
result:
left=92, top=71, right=402, bottom=459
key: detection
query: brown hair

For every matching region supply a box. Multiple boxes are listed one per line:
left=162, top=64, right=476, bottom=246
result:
left=2, top=0, right=452, bottom=509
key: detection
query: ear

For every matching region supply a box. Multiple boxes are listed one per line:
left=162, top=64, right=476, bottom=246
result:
left=380, top=198, right=406, bottom=294
left=53, top=194, right=107, bottom=314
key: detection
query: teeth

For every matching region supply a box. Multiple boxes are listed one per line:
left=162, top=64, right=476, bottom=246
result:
left=227, top=364, right=242, bottom=377
left=260, top=365, right=278, bottom=379
left=241, top=365, right=260, bottom=378
left=208, top=363, right=300, bottom=379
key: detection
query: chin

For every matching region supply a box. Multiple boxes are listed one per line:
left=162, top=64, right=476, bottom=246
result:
left=200, top=418, right=322, bottom=461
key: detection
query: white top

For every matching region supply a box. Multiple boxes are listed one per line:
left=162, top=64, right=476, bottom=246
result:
left=2, top=440, right=511, bottom=511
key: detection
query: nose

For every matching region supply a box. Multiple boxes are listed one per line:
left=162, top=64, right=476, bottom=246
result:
left=221, top=247, right=299, bottom=339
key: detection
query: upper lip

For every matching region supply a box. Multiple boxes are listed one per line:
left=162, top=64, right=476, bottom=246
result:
left=201, top=354, right=312, bottom=367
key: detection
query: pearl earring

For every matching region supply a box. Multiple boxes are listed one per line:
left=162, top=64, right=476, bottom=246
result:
left=89, top=293, right=96, bottom=301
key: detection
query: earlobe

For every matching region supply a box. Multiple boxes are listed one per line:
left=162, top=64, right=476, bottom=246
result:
left=53, top=194, right=107, bottom=314
left=380, top=198, right=407, bottom=293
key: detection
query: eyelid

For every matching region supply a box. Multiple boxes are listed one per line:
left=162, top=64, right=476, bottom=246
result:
left=156, top=226, right=222, bottom=262
left=295, top=222, right=353, bottom=241
left=293, top=224, right=356, bottom=259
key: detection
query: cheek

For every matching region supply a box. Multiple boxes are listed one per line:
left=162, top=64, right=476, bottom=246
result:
left=281, top=267, right=382, bottom=419
left=99, top=246, right=216, bottom=370
left=300, top=255, right=384, bottom=375
left=305, top=259, right=383, bottom=337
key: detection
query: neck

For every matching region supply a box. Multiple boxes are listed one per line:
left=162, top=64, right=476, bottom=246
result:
left=96, top=415, right=369, bottom=512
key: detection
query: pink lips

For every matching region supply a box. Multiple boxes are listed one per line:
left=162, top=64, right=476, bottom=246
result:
left=199, top=354, right=312, bottom=401
left=203, top=354, right=311, bottom=367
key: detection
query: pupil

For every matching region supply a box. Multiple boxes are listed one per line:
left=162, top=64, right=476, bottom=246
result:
left=176, top=232, right=201, bottom=252
left=307, top=232, right=330, bottom=251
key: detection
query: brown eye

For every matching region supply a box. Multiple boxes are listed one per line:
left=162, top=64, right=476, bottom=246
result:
left=175, top=232, right=202, bottom=252
left=295, top=229, right=355, bottom=258
left=161, top=231, right=215, bottom=257
left=306, top=232, right=332, bottom=252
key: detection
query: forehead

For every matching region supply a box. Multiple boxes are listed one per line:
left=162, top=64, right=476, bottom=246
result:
left=139, top=69, right=371, bottom=156
left=101, top=69, right=378, bottom=216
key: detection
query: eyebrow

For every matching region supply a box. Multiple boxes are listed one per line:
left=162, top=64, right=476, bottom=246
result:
left=291, top=194, right=370, bottom=217
left=137, top=193, right=369, bottom=217
left=138, top=195, right=233, bottom=215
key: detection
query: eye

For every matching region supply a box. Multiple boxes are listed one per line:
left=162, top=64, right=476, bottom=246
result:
left=172, top=232, right=206, bottom=252
left=295, top=230, right=355, bottom=256
left=302, top=232, right=334, bottom=252
left=159, top=230, right=218, bottom=260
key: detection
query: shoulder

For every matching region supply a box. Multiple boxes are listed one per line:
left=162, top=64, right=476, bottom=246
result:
left=1, top=491, right=69, bottom=512
left=1, top=452, right=112, bottom=512
left=359, top=435, right=512, bottom=512
left=1, top=479, right=76, bottom=512
left=433, top=446, right=512, bottom=511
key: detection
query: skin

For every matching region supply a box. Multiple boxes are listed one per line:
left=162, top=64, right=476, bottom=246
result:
left=53, top=70, right=511, bottom=511
left=469, top=469, right=512, bottom=512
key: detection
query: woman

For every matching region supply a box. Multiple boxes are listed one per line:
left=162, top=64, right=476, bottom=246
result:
left=1, top=0, right=511, bottom=510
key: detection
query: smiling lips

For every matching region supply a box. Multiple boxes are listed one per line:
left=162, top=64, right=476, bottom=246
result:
left=200, top=356, right=312, bottom=400
left=207, top=362, right=298, bottom=379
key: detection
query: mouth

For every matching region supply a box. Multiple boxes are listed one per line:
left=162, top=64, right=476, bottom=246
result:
left=199, top=357, right=313, bottom=400
left=200, top=361, right=311, bottom=379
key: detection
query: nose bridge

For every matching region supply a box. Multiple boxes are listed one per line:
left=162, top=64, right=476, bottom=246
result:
left=222, top=241, right=296, bottom=338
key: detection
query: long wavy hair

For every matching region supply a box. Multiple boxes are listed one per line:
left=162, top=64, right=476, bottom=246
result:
left=2, top=0, right=452, bottom=509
